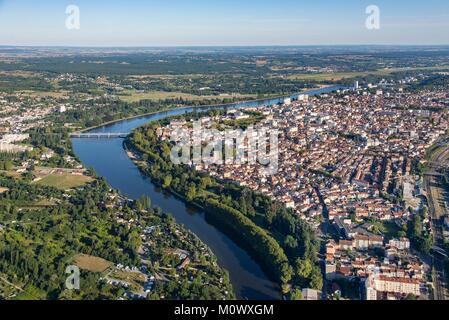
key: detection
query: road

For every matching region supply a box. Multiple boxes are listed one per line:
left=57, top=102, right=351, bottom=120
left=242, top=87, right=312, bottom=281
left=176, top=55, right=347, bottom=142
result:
left=424, top=146, right=449, bottom=300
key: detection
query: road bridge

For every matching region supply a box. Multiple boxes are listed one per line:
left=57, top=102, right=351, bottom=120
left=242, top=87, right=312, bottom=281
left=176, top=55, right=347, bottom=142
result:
left=70, top=132, right=129, bottom=139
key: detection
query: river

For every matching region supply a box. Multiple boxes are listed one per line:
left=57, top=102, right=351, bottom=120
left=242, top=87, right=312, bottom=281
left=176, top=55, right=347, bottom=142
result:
left=71, top=85, right=346, bottom=300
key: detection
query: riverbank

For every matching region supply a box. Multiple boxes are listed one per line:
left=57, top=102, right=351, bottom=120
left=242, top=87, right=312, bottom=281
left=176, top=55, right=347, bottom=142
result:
left=124, top=142, right=205, bottom=211
left=76, top=85, right=335, bottom=133
left=73, top=135, right=282, bottom=299
left=71, top=85, right=340, bottom=299
left=124, top=139, right=285, bottom=296
left=126, top=109, right=324, bottom=298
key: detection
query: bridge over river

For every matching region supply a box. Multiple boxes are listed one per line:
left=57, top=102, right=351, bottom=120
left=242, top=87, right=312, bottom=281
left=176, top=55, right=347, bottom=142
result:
left=71, top=85, right=346, bottom=300
left=70, top=132, right=129, bottom=139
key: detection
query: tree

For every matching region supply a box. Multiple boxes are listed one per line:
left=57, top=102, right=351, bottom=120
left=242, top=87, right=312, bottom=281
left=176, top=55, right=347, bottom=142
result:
left=4, top=161, right=13, bottom=170
left=290, top=288, right=303, bottom=300
left=0, top=161, right=9, bottom=170
left=281, top=284, right=291, bottom=295
left=398, top=230, right=407, bottom=238
left=417, top=234, right=433, bottom=254
left=199, top=177, right=212, bottom=190
left=186, top=183, right=196, bottom=201
left=162, top=175, right=172, bottom=189
left=284, top=235, right=298, bottom=256
left=295, top=258, right=313, bottom=279
left=410, top=215, right=422, bottom=238
left=310, top=267, right=323, bottom=290
left=280, top=263, right=293, bottom=285
left=265, top=205, right=276, bottom=227
left=406, top=294, right=417, bottom=300
left=238, top=196, right=248, bottom=215
left=136, top=195, right=151, bottom=211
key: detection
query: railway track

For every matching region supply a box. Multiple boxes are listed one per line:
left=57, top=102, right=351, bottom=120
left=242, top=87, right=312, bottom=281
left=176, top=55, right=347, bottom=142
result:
left=425, top=145, right=449, bottom=300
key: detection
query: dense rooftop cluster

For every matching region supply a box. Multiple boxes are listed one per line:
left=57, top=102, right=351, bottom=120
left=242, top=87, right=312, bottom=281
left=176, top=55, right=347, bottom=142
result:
left=156, top=81, right=449, bottom=299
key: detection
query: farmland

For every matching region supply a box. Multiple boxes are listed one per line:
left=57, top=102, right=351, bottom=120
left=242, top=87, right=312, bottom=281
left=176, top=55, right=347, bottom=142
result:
left=73, top=254, right=114, bottom=273
left=287, top=66, right=449, bottom=81
left=33, top=173, right=93, bottom=190
left=117, top=89, right=255, bottom=103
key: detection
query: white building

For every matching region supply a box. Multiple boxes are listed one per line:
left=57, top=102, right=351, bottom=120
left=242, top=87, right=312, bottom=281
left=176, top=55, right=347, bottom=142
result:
left=365, top=274, right=421, bottom=300
left=365, top=276, right=378, bottom=300
left=388, top=238, right=411, bottom=251
left=0, top=134, right=29, bottom=144
left=0, top=134, right=32, bottom=153
left=301, top=288, right=321, bottom=300
left=297, top=94, right=309, bottom=102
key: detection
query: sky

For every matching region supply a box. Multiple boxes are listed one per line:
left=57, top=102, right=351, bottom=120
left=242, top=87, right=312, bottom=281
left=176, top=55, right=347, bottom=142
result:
left=0, top=0, right=448, bottom=46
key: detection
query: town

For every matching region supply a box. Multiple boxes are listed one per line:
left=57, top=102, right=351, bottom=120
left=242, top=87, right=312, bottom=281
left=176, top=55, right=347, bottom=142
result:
left=155, top=77, right=449, bottom=300
left=2, top=45, right=449, bottom=302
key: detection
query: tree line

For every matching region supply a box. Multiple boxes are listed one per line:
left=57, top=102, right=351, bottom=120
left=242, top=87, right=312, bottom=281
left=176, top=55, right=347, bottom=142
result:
left=128, top=116, right=323, bottom=296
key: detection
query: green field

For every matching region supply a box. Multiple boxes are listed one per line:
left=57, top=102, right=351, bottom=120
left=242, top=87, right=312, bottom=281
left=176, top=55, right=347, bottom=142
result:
left=0, top=170, right=22, bottom=179
left=19, top=90, right=69, bottom=99
left=74, top=254, right=113, bottom=273
left=34, top=174, right=93, bottom=190
left=287, top=66, right=449, bottom=81
left=117, top=89, right=255, bottom=103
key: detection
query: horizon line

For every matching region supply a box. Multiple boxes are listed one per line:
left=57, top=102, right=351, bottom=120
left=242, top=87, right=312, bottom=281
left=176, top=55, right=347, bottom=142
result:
left=2, top=44, right=449, bottom=49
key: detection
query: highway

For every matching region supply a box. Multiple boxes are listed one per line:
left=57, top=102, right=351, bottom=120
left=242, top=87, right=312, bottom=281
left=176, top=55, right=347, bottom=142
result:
left=424, top=145, right=449, bottom=300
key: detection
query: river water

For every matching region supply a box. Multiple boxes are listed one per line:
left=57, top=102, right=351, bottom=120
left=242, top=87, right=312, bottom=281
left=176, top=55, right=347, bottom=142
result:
left=71, top=86, right=345, bottom=300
